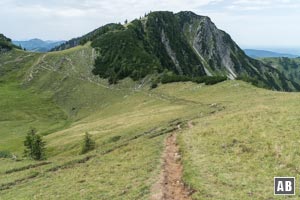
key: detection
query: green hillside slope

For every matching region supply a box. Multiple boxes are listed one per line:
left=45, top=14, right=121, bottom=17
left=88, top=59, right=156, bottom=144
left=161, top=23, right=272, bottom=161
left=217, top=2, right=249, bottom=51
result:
left=0, top=44, right=214, bottom=199
left=261, top=57, right=300, bottom=84
left=0, top=34, right=21, bottom=52
left=1, top=42, right=300, bottom=199
left=157, top=81, right=300, bottom=199
left=0, top=49, right=68, bottom=153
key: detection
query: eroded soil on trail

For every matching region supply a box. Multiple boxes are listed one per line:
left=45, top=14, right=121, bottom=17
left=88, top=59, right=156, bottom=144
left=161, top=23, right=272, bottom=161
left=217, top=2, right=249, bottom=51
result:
left=151, top=128, right=193, bottom=200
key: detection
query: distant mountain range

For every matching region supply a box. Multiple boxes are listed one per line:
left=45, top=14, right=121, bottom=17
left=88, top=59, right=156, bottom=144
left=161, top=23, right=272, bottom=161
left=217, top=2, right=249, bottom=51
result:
left=244, top=49, right=299, bottom=58
left=13, top=39, right=65, bottom=52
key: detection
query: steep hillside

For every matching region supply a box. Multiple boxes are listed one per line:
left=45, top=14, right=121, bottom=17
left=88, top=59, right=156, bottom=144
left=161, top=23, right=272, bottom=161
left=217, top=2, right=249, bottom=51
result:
left=51, top=23, right=124, bottom=51
left=261, top=57, right=300, bottom=84
left=0, top=49, right=69, bottom=153
left=176, top=11, right=295, bottom=91
left=53, top=11, right=299, bottom=91
left=0, top=34, right=20, bottom=52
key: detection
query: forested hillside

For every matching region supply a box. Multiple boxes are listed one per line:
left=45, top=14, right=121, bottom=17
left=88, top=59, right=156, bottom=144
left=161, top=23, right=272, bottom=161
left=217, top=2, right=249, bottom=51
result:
left=0, top=34, right=20, bottom=52
left=53, top=11, right=300, bottom=91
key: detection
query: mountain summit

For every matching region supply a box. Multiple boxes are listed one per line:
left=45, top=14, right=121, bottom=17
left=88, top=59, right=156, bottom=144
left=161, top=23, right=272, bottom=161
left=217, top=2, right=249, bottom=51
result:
left=53, top=11, right=300, bottom=91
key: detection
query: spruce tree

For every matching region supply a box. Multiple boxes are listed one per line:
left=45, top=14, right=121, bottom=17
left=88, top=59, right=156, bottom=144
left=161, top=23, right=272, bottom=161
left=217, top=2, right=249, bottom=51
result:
left=24, top=128, right=36, bottom=158
left=32, top=134, right=46, bottom=160
left=24, top=128, right=46, bottom=160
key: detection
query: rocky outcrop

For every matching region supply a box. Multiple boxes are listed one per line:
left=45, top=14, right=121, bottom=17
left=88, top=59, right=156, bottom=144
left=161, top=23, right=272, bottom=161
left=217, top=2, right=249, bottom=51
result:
left=161, top=30, right=183, bottom=75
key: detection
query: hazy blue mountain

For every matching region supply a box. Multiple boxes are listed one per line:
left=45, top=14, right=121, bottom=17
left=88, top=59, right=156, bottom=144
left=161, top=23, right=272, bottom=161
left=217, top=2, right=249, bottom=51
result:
left=264, top=48, right=300, bottom=56
left=244, top=49, right=299, bottom=58
left=13, top=39, right=65, bottom=52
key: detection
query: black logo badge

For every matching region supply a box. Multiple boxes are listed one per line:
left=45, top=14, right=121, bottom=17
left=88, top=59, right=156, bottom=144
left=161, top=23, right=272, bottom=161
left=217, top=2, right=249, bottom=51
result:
left=274, top=177, right=295, bottom=195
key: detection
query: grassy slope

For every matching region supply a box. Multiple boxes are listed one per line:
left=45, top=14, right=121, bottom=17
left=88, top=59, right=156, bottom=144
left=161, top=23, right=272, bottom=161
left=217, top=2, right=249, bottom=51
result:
left=0, top=45, right=213, bottom=199
left=157, top=81, right=300, bottom=199
left=0, top=50, right=68, bottom=153
left=2, top=45, right=300, bottom=199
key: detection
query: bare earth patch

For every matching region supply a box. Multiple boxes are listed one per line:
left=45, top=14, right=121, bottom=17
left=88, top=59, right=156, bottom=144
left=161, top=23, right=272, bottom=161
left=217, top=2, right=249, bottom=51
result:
left=151, top=131, right=193, bottom=200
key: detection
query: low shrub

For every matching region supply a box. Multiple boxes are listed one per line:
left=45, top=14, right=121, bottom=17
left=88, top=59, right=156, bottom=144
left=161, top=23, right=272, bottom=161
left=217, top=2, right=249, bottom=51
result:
left=150, top=82, right=158, bottom=89
left=0, top=151, right=11, bottom=158
left=160, top=74, right=227, bottom=85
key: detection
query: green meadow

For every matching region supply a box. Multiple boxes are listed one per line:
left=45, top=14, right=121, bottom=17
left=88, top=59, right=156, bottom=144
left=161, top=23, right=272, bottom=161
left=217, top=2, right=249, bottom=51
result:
left=1, top=45, right=300, bottom=199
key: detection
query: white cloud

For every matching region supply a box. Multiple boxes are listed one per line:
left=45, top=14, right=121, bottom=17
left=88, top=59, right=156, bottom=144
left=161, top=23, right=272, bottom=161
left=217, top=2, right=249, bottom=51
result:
left=0, top=0, right=300, bottom=48
left=229, top=0, right=300, bottom=10
left=0, top=0, right=223, bottom=40
left=233, top=0, right=271, bottom=5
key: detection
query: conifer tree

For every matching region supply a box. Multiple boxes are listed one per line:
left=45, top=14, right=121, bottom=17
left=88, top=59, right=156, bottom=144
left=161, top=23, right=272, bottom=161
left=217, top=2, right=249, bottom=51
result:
left=24, top=128, right=46, bottom=160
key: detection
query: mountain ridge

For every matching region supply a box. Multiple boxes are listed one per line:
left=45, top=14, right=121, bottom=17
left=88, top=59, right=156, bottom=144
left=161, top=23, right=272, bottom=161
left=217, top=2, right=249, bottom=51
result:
left=52, top=11, right=300, bottom=91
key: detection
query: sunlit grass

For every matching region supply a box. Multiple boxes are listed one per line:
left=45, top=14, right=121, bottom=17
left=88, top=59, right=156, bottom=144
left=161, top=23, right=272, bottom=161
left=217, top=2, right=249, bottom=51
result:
left=2, top=44, right=300, bottom=199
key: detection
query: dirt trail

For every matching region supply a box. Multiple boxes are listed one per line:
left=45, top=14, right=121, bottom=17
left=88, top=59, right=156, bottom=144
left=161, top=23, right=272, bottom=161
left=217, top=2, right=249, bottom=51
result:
left=151, top=123, right=193, bottom=200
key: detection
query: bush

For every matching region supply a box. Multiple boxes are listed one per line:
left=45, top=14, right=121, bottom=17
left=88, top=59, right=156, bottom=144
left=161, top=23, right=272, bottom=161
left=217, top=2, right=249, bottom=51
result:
left=150, top=82, right=158, bottom=89
left=193, top=76, right=227, bottom=85
left=0, top=151, right=11, bottom=158
left=160, top=74, right=227, bottom=85
left=81, top=132, right=96, bottom=154
left=161, top=74, right=191, bottom=84
left=24, top=128, right=46, bottom=160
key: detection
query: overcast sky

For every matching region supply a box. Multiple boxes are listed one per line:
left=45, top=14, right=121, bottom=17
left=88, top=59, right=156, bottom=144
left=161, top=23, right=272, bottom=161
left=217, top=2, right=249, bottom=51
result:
left=1, top=0, right=300, bottom=48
